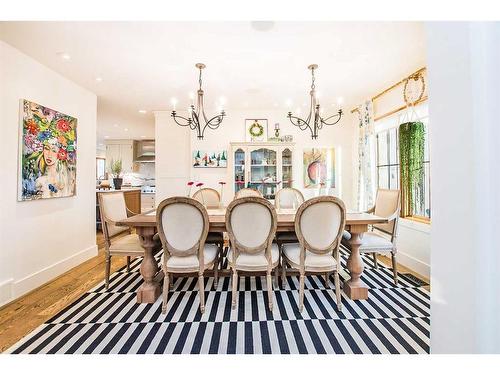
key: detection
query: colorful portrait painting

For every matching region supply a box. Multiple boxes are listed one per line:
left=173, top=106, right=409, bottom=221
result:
left=303, top=148, right=336, bottom=189
left=18, top=99, right=77, bottom=201
left=193, top=150, right=227, bottom=168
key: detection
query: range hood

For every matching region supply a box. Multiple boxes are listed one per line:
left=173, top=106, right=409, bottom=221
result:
left=134, top=140, right=155, bottom=162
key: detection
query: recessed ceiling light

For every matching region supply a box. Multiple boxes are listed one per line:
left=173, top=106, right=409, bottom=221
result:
left=138, top=109, right=147, bottom=114
left=104, top=135, right=110, bottom=138
left=140, top=135, right=146, bottom=138
left=124, top=128, right=129, bottom=132
left=95, top=77, right=103, bottom=82
left=250, top=21, right=275, bottom=32
left=57, top=52, right=71, bottom=60
left=113, top=124, right=119, bottom=127
left=273, top=102, right=279, bottom=107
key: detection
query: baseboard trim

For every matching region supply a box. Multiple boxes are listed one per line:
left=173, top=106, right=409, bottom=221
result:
left=397, top=251, right=430, bottom=279
left=0, top=245, right=98, bottom=307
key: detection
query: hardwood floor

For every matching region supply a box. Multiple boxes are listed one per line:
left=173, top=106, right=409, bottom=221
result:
left=0, top=231, right=128, bottom=352
left=0, top=231, right=430, bottom=353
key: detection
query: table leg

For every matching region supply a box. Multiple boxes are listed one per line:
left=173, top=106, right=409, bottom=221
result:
left=136, top=227, right=161, bottom=303
left=343, top=224, right=368, bottom=300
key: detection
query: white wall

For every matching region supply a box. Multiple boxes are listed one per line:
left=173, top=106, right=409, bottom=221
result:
left=0, top=41, right=98, bottom=306
left=427, top=22, right=500, bottom=353
left=155, top=109, right=358, bottom=208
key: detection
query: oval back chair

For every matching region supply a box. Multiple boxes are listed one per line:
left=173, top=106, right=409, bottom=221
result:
left=192, top=188, right=221, bottom=208
left=234, top=187, right=262, bottom=199
left=225, top=197, right=278, bottom=310
left=156, top=197, right=218, bottom=314
left=275, top=187, right=305, bottom=210
left=282, top=196, right=346, bottom=311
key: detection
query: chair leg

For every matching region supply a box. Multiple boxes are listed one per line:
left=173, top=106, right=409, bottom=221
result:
left=169, top=274, right=174, bottom=288
left=299, top=273, right=305, bottom=313
left=198, top=273, right=205, bottom=313
left=105, top=255, right=111, bottom=289
left=214, top=251, right=219, bottom=289
left=274, top=265, right=279, bottom=289
left=324, top=272, right=329, bottom=288
left=126, top=256, right=131, bottom=272
left=372, top=253, right=378, bottom=269
left=267, top=271, right=273, bottom=311
left=281, top=259, right=287, bottom=287
left=219, top=242, right=226, bottom=271
left=162, top=272, right=169, bottom=314
left=231, top=269, right=238, bottom=310
left=334, top=271, right=342, bottom=311
left=391, top=253, right=398, bottom=286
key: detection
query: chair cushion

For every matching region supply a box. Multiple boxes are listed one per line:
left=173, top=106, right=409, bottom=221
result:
left=162, top=244, right=218, bottom=271
left=342, top=231, right=394, bottom=253
left=109, top=234, right=144, bottom=255
left=276, top=232, right=298, bottom=242
left=282, top=243, right=337, bottom=270
left=227, top=243, right=279, bottom=269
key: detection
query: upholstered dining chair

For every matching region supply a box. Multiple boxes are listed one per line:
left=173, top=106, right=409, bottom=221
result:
left=274, top=188, right=305, bottom=254
left=192, top=187, right=225, bottom=269
left=282, top=196, right=346, bottom=312
left=192, top=188, right=221, bottom=208
left=225, top=197, right=278, bottom=311
left=98, top=191, right=161, bottom=289
left=156, top=197, right=219, bottom=314
left=234, top=187, right=263, bottom=199
left=275, top=187, right=304, bottom=210
left=342, top=188, right=401, bottom=285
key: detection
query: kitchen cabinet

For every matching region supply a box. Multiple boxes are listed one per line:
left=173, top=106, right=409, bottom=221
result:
left=105, top=140, right=135, bottom=175
left=141, top=193, right=156, bottom=212
left=229, top=141, right=295, bottom=200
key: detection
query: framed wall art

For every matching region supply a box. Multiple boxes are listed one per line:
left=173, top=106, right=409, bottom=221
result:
left=192, top=150, right=227, bottom=168
left=18, top=99, right=77, bottom=201
left=245, top=119, right=268, bottom=142
left=303, top=148, right=336, bottom=189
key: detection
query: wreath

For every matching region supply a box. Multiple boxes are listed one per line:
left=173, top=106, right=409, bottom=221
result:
left=249, top=121, right=264, bottom=137
left=403, top=71, right=426, bottom=105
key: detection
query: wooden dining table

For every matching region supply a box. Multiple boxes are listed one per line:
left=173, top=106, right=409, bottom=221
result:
left=116, top=207, right=388, bottom=304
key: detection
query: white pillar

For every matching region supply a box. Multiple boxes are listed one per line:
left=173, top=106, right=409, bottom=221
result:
left=426, top=22, right=500, bottom=353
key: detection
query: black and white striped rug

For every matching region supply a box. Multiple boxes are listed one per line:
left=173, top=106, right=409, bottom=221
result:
left=7, top=248, right=430, bottom=354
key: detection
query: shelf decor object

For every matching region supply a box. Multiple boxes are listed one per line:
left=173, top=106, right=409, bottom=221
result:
left=171, top=63, right=226, bottom=140
left=18, top=99, right=77, bottom=201
left=287, top=64, right=343, bottom=139
left=245, top=119, right=268, bottom=142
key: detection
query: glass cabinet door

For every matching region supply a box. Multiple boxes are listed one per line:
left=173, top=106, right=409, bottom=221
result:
left=282, top=148, right=293, bottom=189
left=249, top=148, right=277, bottom=199
left=234, top=148, right=246, bottom=195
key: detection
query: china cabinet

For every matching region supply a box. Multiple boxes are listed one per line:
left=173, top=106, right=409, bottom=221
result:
left=229, top=142, right=295, bottom=200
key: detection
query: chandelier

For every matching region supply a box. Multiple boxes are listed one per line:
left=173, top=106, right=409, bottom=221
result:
left=171, top=63, right=226, bottom=140
left=287, top=64, right=343, bottom=139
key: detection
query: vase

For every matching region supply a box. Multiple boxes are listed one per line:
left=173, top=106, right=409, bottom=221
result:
left=113, top=178, right=123, bottom=190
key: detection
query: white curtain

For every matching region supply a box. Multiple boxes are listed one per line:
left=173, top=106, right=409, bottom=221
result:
left=357, top=100, right=375, bottom=211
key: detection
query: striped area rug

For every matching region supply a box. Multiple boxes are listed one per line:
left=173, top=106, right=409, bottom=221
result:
left=7, top=248, right=430, bottom=354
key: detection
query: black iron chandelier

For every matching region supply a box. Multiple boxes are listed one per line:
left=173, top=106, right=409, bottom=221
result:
left=287, top=64, right=343, bottom=139
left=171, top=63, right=226, bottom=140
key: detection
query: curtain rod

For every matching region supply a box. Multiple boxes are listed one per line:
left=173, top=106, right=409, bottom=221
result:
left=351, top=66, right=427, bottom=114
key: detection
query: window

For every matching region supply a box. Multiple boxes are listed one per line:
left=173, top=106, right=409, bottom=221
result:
left=96, top=158, right=106, bottom=179
left=375, top=104, right=431, bottom=222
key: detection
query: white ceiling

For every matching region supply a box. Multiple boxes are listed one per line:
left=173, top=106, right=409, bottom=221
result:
left=0, top=22, right=426, bottom=145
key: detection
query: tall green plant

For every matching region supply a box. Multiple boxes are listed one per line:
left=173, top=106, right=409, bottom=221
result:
left=110, top=159, right=123, bottom=178
left=399, top=122, right=425, bottom=216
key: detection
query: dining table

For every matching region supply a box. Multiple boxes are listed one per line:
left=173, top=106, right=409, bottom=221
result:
left=116, top=207, right=388, bottom=304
